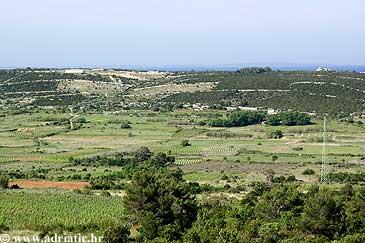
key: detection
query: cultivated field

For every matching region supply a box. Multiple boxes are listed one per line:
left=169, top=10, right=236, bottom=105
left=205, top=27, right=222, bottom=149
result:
left=1, top=110, right=364, bottom=186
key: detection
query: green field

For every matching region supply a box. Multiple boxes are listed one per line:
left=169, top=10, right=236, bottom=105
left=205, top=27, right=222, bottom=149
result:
left=1, top=110, right=365, bottom=186
left=0, top=190, right=124, bottom=232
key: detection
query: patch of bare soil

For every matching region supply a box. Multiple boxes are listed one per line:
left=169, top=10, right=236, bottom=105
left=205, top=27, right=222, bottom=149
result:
left=9, top=180, right=89, bottom=190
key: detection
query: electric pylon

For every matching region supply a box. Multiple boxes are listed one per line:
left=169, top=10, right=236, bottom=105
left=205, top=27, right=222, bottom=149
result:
left=320, top=117, right=329, bottom=184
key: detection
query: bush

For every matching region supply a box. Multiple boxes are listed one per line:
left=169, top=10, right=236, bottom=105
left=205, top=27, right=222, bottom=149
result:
left=224, top=184, right=231, bottom=189
left=135, top=147, right=152, bottom=161
left=286, top=175, right=297, bottom=182
left=0, top=176, right=9, bottom=189
left=0, top=223, right=9, bottom=233
left=181, top=140, right=191, bottom=147
left=268, top=130, right=283, bottom=139
left=221, top=175, right=229, bottom=180
left=103, top=224, right=130, bottom=243
left=121, top=121, right=132, bottom=129
left=303, top=168, right=315, bottom=175
left=9, top=184, right=21, bottom=189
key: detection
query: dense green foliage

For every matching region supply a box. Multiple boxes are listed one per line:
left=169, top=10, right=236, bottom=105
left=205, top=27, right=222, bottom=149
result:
left=206, top=111, right=266, bottom=127
left=267, top=112, right=311, bottom=126
left=206, top=111, right=311, bottom=127
left=329, top=172, right=365, bottom=183
left=99, top=167, right=365, bottom=243
left=124, top=168, right=198, bottom=241
left=181, top=184, right=365, bottom=242
left=103, top=224, right=130, bottom=243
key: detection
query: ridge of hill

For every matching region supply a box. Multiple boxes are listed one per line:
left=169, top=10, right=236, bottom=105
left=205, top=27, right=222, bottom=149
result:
left=0, top=69, right=364, bottom=115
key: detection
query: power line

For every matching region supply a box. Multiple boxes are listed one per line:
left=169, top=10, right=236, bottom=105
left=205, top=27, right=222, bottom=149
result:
left=321, top=117, right=329, bottom=184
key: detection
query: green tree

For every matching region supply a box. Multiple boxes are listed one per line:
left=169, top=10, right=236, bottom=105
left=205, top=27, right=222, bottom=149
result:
left=301, top=188, right=345, bottom=239
left=183, top=199, right=242, bottom=243
left=148, top=152, right=175, bottom=167
left=280, top=112, right=311, bottom=126
left=134, top=147, right=152, bottom=162
left=345, top=188, right=365, bottom=234
left=267, top=115, right=281, bottom=126
left=124, top=168, right=198, bottom=241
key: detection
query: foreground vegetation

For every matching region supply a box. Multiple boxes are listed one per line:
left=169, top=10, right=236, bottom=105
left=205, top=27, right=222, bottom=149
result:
left=122, top=167, right=365, bottom=242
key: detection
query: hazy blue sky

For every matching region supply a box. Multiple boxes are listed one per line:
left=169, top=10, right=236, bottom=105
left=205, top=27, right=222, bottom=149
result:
left=1, top=0, right=364, bottom=67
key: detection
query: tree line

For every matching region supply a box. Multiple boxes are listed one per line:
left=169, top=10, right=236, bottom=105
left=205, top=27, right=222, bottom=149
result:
left=203, top=111, right=311, bottom=127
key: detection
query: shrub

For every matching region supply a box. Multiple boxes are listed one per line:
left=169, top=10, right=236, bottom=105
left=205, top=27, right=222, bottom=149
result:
left=103, top=224, right=130, bottom=243
left=303, top=168, right=315, bottom=175
left=9, top=184, right=21, bottom=189
left=224, top=184, right=231, bottom=189
left=135, top=147, right=152, bottom=161
left=268, top=130, right=283, bottom=139
left=221, top=175, right=229, bottom=180
left=286, top=175, right=297, bottom=182
left=0, top=176, right=9, bottom=189
left=75, top=117, right=87, bottom=123
left=0, top=224, right=9, bottom=233
left=121, top=121, right=132, bottom=129
left=181, top=140, right=191, bottom=147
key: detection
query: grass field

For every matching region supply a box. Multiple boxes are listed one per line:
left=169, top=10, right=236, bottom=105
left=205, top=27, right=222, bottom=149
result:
left=1, top=110, right=364, bottom=178
left=0, top=190, right=125, bottom=232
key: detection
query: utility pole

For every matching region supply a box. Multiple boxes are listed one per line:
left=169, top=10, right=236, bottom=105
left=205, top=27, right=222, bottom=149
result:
left=321, top=117, right=329, bottom=184
left=69, top=107, right=74, bottom=130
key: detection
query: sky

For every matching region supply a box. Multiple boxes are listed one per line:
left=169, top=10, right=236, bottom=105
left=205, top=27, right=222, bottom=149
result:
left=1, top=0, right=365, bottom=68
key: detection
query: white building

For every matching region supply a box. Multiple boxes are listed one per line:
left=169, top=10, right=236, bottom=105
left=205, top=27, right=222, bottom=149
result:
left=238, top=106, right=258, bottom=111
left=316, top=67, right=330, bottom=72
left=64, top=69, right=84, bottom=74
left=267, top=108, right=278, bottom=115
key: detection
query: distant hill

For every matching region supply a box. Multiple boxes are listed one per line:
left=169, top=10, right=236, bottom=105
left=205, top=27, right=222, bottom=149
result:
left=1, top=69, right=364, bottom=115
